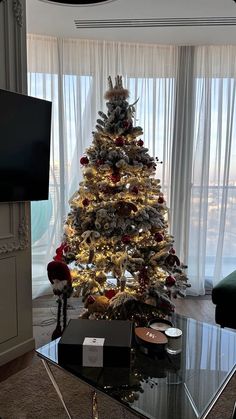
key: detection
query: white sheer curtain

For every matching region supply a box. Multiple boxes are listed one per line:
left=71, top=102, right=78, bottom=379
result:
left=27, top=34, right=177, bottom=298
left=27, top=35, right=236, bottom=299
left=187, top=46, right=236, bottom=294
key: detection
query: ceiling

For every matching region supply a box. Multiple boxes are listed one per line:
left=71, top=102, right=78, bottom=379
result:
left=26, top=0, right=236, bottom=45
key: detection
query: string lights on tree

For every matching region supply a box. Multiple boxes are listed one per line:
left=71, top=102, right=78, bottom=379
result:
left=48, top=76, right=190, bottom=330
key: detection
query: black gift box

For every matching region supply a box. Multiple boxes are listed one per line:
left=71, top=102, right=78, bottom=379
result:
left=58, top=319, right=133, bottom=368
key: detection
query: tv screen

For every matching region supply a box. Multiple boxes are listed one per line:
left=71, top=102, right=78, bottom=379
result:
left=0, top=89, right=52, bottom=202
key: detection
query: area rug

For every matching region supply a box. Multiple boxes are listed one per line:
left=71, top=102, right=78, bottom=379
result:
left=0, top=356, right=137, bottom=419
left=0, top=355, right=235, bottom=419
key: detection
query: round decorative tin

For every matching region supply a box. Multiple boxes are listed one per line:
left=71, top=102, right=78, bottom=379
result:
left=135, top=327, right=168, bottom=354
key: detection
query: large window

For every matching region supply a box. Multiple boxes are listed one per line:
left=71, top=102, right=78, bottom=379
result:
left=188, top=76, right=236, bottom=291
left=27, top=36, right=236, bottom=297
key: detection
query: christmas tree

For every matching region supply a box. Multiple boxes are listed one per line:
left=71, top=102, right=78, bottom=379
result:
left=49, top=76, right=189, bottom=327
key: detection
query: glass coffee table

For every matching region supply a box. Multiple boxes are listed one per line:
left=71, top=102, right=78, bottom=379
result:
left=36, top=314, right=236, bottom=419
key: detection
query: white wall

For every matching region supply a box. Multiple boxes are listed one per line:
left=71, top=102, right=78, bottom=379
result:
left=0, top=0, right=35, bottom=366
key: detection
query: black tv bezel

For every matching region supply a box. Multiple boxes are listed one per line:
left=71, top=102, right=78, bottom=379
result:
left=0, top=88, right=52, bottom=203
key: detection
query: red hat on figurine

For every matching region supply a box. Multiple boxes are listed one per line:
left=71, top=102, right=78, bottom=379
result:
left=47, top=260, right=72, bottom=297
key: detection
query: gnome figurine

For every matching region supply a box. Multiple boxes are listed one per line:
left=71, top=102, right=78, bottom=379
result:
left=47, top=261, right=73, bottom=340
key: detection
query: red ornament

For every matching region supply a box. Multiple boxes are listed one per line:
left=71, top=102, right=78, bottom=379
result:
left=82, top=198, right=90, bottom=207
left=131, top=186, right=139, bottom=194
left=122, top=235, right=131, bottom=244
left=165, top=254, right=180, bottom=267
left=87, top=295, right=96, bottom=304
left=80, top=156, right=89, bottom=165
left=123, top=120, right=130, bottom=128
left=165, top=275, right=176, bottom=287
left=116, top=202, right=137, bottom=216
left=115, top=137, right=124, bottom=146
left=158, top=196, right=165, bottom=204
left=137, top=139, right=144, bottom=146
left=154, top=232, right=164, bottom=242
left=110, top=173, right=121, bottom=183
left=170, top=248, right=176, bottom=254
left=105, top=289, right=117, bottom=300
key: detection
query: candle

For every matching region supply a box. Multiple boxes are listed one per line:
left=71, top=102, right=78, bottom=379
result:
left=150, top=322, right=171, bottom=332
left=165, top=328, right=182, bottom=354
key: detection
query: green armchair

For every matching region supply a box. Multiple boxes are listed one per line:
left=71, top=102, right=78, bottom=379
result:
left=212, top=270, right=236, bottom=329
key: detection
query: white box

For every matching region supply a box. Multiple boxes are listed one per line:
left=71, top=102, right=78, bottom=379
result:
left=82, top=337, right=105, bottom=367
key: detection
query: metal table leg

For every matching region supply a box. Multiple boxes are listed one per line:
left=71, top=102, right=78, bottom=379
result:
left=92, top=390, right=99, bottom=419
left=231, top=401, right=236, bottom=419
left=41, top=359, right=72, bottom=419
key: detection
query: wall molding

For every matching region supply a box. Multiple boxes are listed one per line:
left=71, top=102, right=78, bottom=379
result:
left=0, top=204, right=29, bottom=254
left=0, top=0, right=26, bottom=92
left=13, top=0, right=23, bottom=27
left=0, top=219, right=29, bottom=254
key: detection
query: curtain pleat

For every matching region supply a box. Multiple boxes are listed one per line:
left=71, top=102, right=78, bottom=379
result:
left=170, top=46, right=195, bottom=272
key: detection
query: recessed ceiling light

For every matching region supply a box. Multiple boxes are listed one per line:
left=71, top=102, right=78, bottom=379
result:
left=39, top=0, right=116, bottom=5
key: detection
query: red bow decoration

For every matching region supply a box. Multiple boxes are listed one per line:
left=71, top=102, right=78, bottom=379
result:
left=53, top=243, right=69, bottom=262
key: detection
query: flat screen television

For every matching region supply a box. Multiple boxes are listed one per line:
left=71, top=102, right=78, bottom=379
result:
left=0, top=88, right=52, bottom=202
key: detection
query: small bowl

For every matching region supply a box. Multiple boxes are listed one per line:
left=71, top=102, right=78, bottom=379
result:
left=148, top=318, right=173, bottom=333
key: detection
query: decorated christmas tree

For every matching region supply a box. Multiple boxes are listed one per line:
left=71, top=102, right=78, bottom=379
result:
left=48, top=76, right=189, bottom=328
